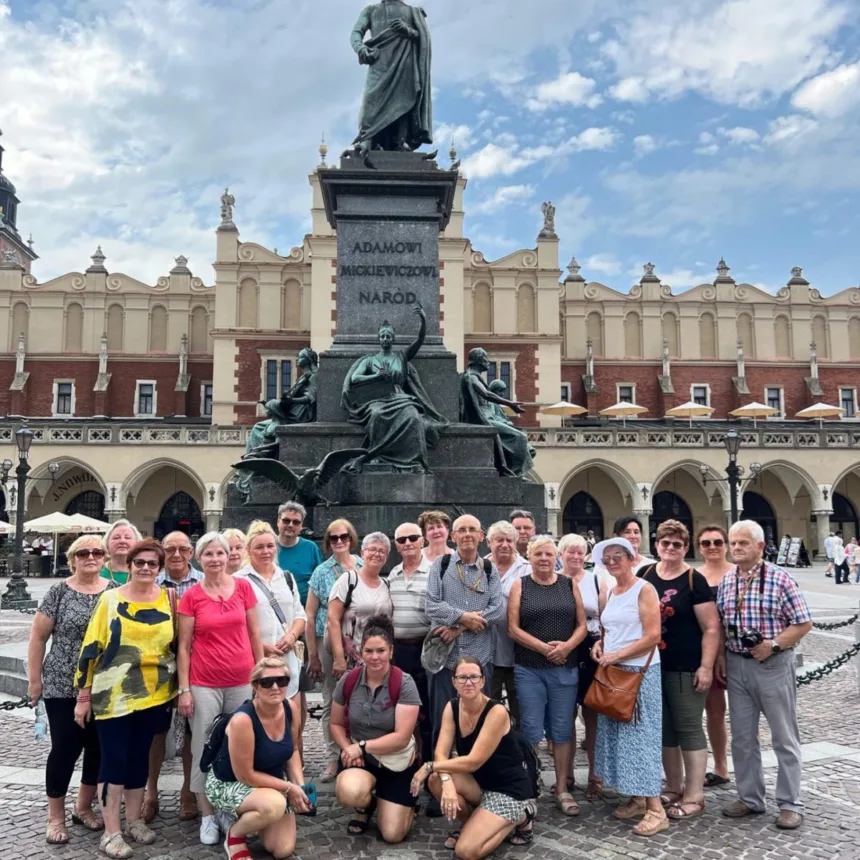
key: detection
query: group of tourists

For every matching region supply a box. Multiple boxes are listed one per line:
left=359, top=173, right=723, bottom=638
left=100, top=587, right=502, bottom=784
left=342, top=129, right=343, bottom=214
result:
left=26, top=503, right=813, bottom=859
left=824, top=530, right=860, bottom=583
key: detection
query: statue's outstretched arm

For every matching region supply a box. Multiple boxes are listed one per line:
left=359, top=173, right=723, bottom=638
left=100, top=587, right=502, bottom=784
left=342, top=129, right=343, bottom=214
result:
left=405, top=303, right=427, bottom=362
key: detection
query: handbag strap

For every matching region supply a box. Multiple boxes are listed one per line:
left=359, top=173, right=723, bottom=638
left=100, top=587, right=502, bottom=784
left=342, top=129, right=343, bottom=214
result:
left=246, top=573, right=289, bottom=628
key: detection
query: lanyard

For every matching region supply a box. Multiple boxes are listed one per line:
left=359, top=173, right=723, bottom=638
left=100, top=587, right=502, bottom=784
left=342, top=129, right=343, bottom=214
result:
left=733, top=562, right=765, bottom=630
left=457, top=562, right=486, bottom=594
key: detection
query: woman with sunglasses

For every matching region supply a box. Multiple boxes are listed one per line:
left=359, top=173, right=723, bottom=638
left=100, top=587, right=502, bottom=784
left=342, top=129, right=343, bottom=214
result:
left=410, top=655, right=536, bottom=857
left=206, top=657, right=310, bottom=860
left=75, top=539, right=177, bottom=859
left=28, top=535, right=114, bottom=845
left=100, top=519, right=142, bottom=585
left=696, top=524, right=734, bottom=788
left=637, top=520, right=719, bottom=822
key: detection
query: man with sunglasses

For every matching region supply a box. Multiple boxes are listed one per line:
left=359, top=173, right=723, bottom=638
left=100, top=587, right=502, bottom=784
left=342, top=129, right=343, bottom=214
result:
left=276, top=502, right=323, bottom=605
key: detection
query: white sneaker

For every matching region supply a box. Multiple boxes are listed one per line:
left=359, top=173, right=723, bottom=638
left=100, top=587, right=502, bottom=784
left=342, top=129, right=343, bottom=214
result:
left=199, top=814, right=221, bottom=845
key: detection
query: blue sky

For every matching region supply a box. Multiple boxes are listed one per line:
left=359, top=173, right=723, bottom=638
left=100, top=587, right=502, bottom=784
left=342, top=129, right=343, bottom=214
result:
left=1, top=0, right=859, bottom=294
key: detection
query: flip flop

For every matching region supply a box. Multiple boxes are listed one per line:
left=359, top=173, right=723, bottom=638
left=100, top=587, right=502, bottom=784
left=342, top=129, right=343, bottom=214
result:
left=703, top=772, right=731, bottom=787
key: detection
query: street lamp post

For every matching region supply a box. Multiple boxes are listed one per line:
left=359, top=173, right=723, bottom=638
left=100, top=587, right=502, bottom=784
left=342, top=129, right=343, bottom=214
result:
left=1, top=424, right=36, bottom=610
left=724, top=430, right=742, bottom=526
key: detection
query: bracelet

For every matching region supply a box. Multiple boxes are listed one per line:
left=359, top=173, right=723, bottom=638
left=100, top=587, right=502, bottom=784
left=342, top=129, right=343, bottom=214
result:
left=77, top=696, right=90, bottom=703
left=179, top=688, right=192, bottom=695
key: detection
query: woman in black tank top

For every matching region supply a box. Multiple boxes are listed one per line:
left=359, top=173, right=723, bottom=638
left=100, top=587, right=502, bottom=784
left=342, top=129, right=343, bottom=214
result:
left=410, top=656, right=536, bottom=858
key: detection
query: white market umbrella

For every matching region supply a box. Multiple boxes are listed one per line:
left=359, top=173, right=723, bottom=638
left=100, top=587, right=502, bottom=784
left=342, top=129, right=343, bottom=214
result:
left=666, top=400, right=715, bottom=427
left=600, top=401, right=649, bottom=427
left=729, top=401, right=778, bottom=428
left=23, top=512, right=79, bottom=534
left=540, top=401, right=588, bottom=417
left=0, top=521, right=13, bottom=535
left=795, top=402, right=844, bottom=428
left=66, top=513, right=111, bottom=533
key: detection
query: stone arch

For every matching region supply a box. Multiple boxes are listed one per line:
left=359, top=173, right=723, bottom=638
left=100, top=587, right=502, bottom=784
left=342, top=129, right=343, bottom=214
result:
left=662, top=312, right=679, bottom=357
left=24, top=458, right=109, bottom=510
left=516, top=284, right=536, bottom=333
left=189, top=306, right=209, bottom=354
left=741, top=461, right=819, bottom=547
left=123, top=458, right=207, bottom=508
left=774, top=314, right=791, bottom=358
left=586, top=311, right=603, bottom=357
left=559, top=461, right=639, bottom=539
left=742, top=460, right=820, bottom=505
left=123, top=459, right=207, bottom=538
left=238, top=278, right=258, bottom=328
left=650, top=460, right=729, bottom=511
left=282, top=279, right=303, bottom=330
left=472, top=283, right=492, bottom=333
left=699, top=312, right=716, bottom=358
left=10, top=301, right=29, bottom=350
left=559, top=460, right=639, bottom=511
left=850, top=318, right=860, bottom=360
left=106, top=303, right=124, bottom=351
left=64, top=302, right=84, bottom=353
left=149, top=304, right=168, bottom=352
left=737, top=312, right=755, bottom=358
left=624, top=311, right=642, bottom=358
left=811, top=315, right=829, bottom=359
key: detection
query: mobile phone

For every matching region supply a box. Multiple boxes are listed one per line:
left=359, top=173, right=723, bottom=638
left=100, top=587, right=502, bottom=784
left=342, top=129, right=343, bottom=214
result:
left=300, top=782, right=317, bottom=815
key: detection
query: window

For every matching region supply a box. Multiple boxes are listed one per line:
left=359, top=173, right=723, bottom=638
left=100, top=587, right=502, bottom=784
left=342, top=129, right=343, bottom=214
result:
left=691, top=385, right=710, bottom=407
left=765, top=387, right=783, bottom=417
left=53, top=381, right=75, bottom=417
left=201, top=383, right=214, bottom=417
left=261, top=357, right=295, bottom=402
left=486, top=361, right=513, bottom=397
left=617, top=384, right=635, bottom=404
left=840, top=388, right=857, bottom=419
left=560, top=383, right=572, bottom=403
left=136, top=381, right=156, bottom=417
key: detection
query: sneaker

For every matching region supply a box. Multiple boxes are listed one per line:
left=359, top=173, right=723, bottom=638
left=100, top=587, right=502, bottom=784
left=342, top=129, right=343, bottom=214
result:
left=776, top=810, right=803, bottom=830
left=199, top=814, right=221, bottom=845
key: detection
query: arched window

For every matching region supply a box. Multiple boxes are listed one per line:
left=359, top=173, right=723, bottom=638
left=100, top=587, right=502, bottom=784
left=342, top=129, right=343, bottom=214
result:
left=699, top=313, right=716, bottom=358
left=742, top=492, right=777, bottom=543
left=774, top=315, right=791, bottom=358
left=10, top=302, right=29, bottom=350
left=624, top=311, right=642, bottom=358
left=562, top=491, right=604, bottom=538
left=811, top=315, right=829, bottom=359
left=189, top=306, right=209, bottom=354
left=64, top=303, right=83, bottom=353
left=282, top=279, right=302, bottom=330
left=238, top=279, right=258, bottom=328
left=652, top=490, right=694, bottom=558
left=106, top=304, right=124, bottom=352
left=65, top=490, right=106, bottom=521
left=738, top=312, right=755, bottom=358
left=149, top=305, right=168, bottom=352
left=154, top=491, right=204, bottom=540
left=586, top=311, right=603, bottom=357
left=850, top=318, right=860, bottom=360
left=662, top=312, right=679, bottom=357
left=473, top=283, right=492, bottom=333
left=516, top=284, right=536, bottom=333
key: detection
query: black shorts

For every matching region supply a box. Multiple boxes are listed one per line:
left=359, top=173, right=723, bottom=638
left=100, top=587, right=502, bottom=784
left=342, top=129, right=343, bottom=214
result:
left=338, top=757, right=421, bottom=808
left=577, top=634, right=601, bottom=707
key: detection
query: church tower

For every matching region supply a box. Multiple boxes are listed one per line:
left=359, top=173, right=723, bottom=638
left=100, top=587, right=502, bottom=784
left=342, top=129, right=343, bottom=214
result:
left=0, top=130, right=38, bottom=273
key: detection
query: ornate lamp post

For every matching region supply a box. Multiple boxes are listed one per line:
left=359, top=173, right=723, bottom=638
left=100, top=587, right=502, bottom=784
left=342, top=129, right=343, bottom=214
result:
left=724, top=430, right=742, bottom=525
left=1, top=423, right=36, bottom=609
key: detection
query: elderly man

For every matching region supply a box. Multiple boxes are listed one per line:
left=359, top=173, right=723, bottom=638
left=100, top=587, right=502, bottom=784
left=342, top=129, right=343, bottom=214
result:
left=143, top=532, right=203, bottom=824
left=277, top=501, right=323, bottom=603
left=425, top=514, right=504, bottom=735
left=716, top=519, right=812, bottom=830
left=510, top=509, right=536, bottom=558
left=486, top=521, right=531, bottom=728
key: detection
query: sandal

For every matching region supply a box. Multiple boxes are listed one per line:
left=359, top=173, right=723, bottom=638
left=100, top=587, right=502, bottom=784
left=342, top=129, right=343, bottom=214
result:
left=141, top=794, right=159, bottom=824
left=225, top=827, right=252, bottom=860
left=320, top=760, right=339, bottom=784
left=614, top=798, right=647, bottom=819
left=659, top=790, right=683, bottom=807
left=444, top=830, right=461, bottom=850
left=703, top=772, right=731, bottom=788
left=633, top=809, right=670, bottom=837
left=46, top=821, right=69, bottom=845
left=178, top=794, right=199, bottom=821
left=667, top=800, right=706, bottom=820
left=347, top=797, right=377, bottom=835
left=72, top=807, right=105, bottom=831
left=126, top=819, right=157, bottom=845
left=585, top=778, right=604, bottom=801
left=507, top=800, right=536, bottom=846
left=555, top=791, right=580, bottom=816
left=99, top=832, right=133, bottom=859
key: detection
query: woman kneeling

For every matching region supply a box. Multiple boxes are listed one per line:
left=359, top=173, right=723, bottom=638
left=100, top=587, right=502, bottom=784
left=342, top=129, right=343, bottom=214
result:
left=411, top=656, right=536, bottom=860
left=331, top=615, right=421, bottom=843
left=205, top=658, right=310, bottom=860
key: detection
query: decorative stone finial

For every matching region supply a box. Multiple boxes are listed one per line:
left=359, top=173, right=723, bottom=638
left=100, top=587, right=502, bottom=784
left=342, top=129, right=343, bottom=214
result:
left=717, top=258, right=730, bottom=277
left=788, top=265, right=810, bottom=286
left=27, top=234, right=34, bottom=249
left=567, top=256, right=582, bottom=278
left=171, top=255, right=190, bottom=275
left=87, top=246, right=107, bottom=273
left=319, top=135, right=328, bottom=167
left=219, top=187, right=236, bottom=228
left=643, top=262, right=655, bottom=277
left=449, top=138, right=458, bottom=165
left=792, top=266, right=803, bottom=279
left=539, top=201, right=557, bottom=238
left=175, top=254, right=188, bottom=267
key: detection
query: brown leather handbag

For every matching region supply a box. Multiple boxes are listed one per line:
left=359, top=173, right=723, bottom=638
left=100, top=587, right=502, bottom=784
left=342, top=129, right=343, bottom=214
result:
left=584, top=643, right=655, bottom=723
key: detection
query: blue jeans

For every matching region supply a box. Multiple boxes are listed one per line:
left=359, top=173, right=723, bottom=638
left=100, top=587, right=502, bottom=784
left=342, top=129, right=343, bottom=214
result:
left=514, top=664, right=578, bottom=745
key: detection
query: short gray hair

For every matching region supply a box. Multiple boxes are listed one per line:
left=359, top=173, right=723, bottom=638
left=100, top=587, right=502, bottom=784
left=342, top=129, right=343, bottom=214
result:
left=558, top=533, right=588, bottom=553
left=729, top=520, right=765, bottom=544
left=487, top=521, right=517, bottom=542
left=361, top=531, right=391, bottom=553
left=196, top=531, right=230, bottom=557
left=105, top=519, right=142, bottom=547
left=278, top=501, right=306, bottom=521
left=509, top=509, right=535, bottom=523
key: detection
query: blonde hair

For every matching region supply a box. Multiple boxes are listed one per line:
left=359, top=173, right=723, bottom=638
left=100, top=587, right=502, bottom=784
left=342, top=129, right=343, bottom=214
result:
left=558, top=533, right=588, bottom=553
left=250, top=656, right=290, bottom=691
left=243, top=521, right=278, bottom=566
left=67, top=534, right=107, bottom=573
left=527, top=534, right=558, bottom=559
left=104, top=519, right=142, bottom=557
left=222, top=528, right=247, bottom=547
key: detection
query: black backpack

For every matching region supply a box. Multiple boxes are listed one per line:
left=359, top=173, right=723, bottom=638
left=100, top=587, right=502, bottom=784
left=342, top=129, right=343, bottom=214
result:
left=516, top=733, right=542, bottom=799
left=439, top=554, right=493, bottom=580
left=343, top=570, right=390, bottom=611
left=199, top=711, right=233, bottom=774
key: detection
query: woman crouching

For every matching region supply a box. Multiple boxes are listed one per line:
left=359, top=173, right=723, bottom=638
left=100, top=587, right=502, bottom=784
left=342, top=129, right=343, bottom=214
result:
left=331, top=615, right=421, bottom=843
left=411, top=656, right=536, bottom=860
left=205, top=657, right=310, bottom=860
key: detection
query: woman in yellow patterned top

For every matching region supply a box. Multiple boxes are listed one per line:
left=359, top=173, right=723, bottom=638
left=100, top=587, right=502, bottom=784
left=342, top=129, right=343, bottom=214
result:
left=75, top=538, right=177, bottom=860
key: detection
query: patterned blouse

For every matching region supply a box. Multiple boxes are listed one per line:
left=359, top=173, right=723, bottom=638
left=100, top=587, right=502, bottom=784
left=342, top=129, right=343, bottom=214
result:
left=308, top=555, right=363, bottom=638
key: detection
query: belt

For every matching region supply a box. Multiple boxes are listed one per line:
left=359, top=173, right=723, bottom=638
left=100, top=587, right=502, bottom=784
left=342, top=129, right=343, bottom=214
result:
left=395, top=637, right=427, bottom=646
left=730, top=648, right=793, bottom=660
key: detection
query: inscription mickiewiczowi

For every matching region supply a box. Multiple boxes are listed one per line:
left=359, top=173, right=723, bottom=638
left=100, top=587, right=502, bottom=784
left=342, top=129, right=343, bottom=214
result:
left=341, top=240, right=437, bottom=304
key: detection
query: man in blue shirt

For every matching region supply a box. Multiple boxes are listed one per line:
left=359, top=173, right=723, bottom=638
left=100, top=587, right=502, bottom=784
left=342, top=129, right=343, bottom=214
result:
left=277, top=501, right=323, bottom=604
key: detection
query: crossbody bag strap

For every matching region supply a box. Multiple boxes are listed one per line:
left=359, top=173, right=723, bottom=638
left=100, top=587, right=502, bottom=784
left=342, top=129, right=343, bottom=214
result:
left=246, top=573, right=289, bottom=628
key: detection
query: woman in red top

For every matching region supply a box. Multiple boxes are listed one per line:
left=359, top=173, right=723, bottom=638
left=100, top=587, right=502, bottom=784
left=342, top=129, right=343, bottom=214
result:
left=178, top=532, right=263, bottom=847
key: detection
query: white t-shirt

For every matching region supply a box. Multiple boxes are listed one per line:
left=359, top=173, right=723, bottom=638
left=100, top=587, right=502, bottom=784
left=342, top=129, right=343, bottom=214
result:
left=824, top=536, right=834, bottom=557
left=329, top=571, right=393, bottom=657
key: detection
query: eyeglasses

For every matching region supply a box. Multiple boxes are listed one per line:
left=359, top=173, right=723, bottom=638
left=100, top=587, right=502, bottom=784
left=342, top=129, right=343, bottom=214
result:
left=700, top=538, right=725, bottom=548
left=75, top=548, right=106, bottom=560
left=364, top=547, right=388, bottom=557
left=329, top=533, right=351, bottom=545
left=395, top=534, right=421, bottom=545
left=164, top=546, right=193, bottom=555
left=131, top=558, right=160, bottom=569
left=281, top=517, right=303, bottom=527
left=454, top=527, right=481, bottom=535
left=602, top=554, right=627, bottom=566
left=658, top=539, right=686, bottom=550
left=454, top=674, right=483, bottom=685
left=256, top=676, right=290, bottom=689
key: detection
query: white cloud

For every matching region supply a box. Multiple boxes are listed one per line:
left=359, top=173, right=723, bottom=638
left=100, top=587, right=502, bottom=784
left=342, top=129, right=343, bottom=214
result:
left=763, top=115, right=819, bottom=145
left=633, top=134, right=657, bottom=157
left=791, top=62, right=860, bottom=117
left=654, top=268, right=708, bottom=288
left=609, top=77, right=649, bottom=102
left=587, top=31, right=602, bottom=44
left=435, top=123, right=476, bottom=152
left=575, top=127, right=618, bottom=150
left=470, top=184, right=536, bottom=215
left=699, top=132, right=716, bottom=144
left=719, top=126, right=761, bottom=144
left=526, top=71, right=602, bottom=111
left=695, top=144, right=720, bottom=156
left=583, top=253, right=623, bottom=276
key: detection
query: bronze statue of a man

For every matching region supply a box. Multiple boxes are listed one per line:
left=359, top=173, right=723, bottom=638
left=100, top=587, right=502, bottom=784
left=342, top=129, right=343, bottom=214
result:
left=350, top=0, right=433, bottom=153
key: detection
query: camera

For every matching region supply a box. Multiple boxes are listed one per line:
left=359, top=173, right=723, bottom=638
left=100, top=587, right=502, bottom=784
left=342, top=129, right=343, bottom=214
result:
left=739, top=629, right=764, bottom=650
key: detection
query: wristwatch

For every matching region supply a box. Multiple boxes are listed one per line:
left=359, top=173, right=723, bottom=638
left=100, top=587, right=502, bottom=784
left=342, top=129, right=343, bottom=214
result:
left=440, top=774, right=452, bottom=783
left=770, top=641, right=783, bottom=655
left=358, top=740, right=367, bottom=754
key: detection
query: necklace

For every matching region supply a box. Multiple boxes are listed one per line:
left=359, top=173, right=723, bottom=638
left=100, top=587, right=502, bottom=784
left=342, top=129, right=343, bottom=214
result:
left=460, top=698, right=486, bottom=735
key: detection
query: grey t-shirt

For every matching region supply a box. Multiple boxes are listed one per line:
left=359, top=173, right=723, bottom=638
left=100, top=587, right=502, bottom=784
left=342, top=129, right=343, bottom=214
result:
left=333, top=667, right=421, bottom=742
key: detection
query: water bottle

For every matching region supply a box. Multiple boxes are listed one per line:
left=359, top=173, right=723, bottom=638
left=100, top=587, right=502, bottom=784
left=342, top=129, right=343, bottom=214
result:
left=34, top=700, right=48, bottom=742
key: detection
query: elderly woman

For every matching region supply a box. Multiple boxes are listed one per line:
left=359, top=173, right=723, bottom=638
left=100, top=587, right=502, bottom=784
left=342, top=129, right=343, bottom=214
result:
left=328, top=531, right=394, bottom=680
left=236, top=521, right=307, bottom=699
left=559, top=532, right=609, bottom=799
left=486, top=521, right=530, bottom=729
left=418, top=509, right=453, bottom=563
left=178, top=532, right=264, bottom=847
left=76, top=539, right=177, bottom=859
left=410, top=655, right=536, bottom=857
left=28, top=534, right=114, bottom=845
left=307, top=519, right=363, bottom=783
left=695, top=524, right=734, bottom=789
left=592, top=537, right=666, bottom=837
left=638, top=520, right=719, bottom=820
left=331, top=616, right=422, bottom=842
left=508, top=536, right=586, bottom=816
left=223, top=528, right=247, bottom=576
left=100, top=519, right=142, bottom=585
left=206, top=657, right=310, bottom=860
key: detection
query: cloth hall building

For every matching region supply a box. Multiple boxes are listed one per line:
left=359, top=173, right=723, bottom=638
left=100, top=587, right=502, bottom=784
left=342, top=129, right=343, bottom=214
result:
left=1, top=140, right=859, bottom=554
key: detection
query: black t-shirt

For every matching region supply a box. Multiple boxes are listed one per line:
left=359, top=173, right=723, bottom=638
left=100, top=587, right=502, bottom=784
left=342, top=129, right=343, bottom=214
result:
left=639, top=564, right=714, bottom=673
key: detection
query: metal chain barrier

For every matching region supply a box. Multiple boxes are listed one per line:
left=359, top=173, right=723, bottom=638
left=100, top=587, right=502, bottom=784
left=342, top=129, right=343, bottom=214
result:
left=0, top=696, right=31, bottom=711
left=812, top=614, right=858, bottom=631
left=796, top=641, right=860, bottom=687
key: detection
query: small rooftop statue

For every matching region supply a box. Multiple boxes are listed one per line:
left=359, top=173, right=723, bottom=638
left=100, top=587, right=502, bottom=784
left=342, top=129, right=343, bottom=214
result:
left=220, top=188, right=235, bottom=228
left=539, top=201, right=557, bottom=238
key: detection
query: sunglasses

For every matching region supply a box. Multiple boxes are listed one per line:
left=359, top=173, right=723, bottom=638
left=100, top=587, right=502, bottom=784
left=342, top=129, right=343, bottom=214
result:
left=700, top=538, right=725, bottom=548
left=602, top=554, right=627, bottom=566
left=131, top=558, right=160, bottom=569
left=659, top=539, right=686, bottom=550
left=329, top=533, right=351, bottom=544
left=395, top=534, right=421, bottom=545
left=281, top=518, right=303, bottom=527
left=75, top=548, right=106, bottom=559
left=256, top=676, right=290, bottom=689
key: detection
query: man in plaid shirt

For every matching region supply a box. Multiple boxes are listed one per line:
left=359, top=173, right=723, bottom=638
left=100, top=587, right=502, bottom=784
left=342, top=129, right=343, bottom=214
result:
left=716, top=520, right=812, bottom=830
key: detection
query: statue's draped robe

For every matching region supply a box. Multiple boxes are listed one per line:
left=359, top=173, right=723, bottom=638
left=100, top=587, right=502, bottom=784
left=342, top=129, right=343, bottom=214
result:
left=351, top=2, right=432, bottom=150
